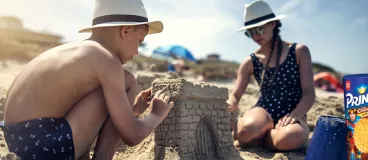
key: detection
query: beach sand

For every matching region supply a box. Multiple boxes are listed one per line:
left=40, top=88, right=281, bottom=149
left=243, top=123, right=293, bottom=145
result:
left=0, top=61, right=345, bottom=160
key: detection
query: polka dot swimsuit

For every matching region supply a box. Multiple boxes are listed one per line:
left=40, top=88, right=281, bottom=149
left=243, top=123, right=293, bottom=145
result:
left=250, top=43, right=302, bottom=124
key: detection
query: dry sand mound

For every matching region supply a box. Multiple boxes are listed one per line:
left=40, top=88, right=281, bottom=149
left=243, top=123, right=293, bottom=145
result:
left=307, top=90, right=344, bottom=130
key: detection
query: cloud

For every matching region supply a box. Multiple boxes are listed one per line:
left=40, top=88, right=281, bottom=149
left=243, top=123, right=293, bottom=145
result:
left=142, top=0, right=242, bottom=58
left=0, top=0, right=93, bottom=41
left=276, top=0, right=302, bottom=14
left=0, top=0, right=244, bottom=57
left=63, top=0, right=93, bottom=10
left=1, top=0, right=366, bottom=73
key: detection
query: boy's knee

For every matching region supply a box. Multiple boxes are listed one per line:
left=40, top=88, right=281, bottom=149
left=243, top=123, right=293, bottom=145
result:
left=124, top=70, right=137, bottom=90
left=124, top=69, right=136, bottom=85
left=88, top=88, right=105, bottom=103
left=124, top=69, right=138, bottom=104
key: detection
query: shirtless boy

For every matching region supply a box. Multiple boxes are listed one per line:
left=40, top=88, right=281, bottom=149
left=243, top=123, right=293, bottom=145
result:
left=1, top=0, right=172, bottom=159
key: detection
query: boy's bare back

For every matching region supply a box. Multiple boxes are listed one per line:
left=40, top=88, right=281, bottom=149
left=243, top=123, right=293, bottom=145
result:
left=4, top=40, right=116, bottom=124
left=1, top=1, right=172, bottom=159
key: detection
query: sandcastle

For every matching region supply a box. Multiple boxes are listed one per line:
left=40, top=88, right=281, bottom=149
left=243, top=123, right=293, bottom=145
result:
left=135, top=71, right=178, bottom=92
left=151, top=78, right=241, bottom=160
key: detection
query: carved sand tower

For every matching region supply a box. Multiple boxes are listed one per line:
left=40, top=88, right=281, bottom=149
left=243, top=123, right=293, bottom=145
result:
left=136, top=71, right=178, bottom=92
left=152, top=78, right=241, bottom=160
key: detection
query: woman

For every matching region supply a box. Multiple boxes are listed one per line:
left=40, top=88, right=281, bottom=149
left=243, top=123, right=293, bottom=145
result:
left=227, top=0, right=315, bottom=151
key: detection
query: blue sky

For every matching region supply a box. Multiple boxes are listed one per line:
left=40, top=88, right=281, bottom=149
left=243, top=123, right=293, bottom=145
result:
left=0, top=0, right=367, bottom=74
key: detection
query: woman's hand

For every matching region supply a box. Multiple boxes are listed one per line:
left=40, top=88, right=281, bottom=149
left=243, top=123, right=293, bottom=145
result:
left=227, top=95, right=239, bottom=112
left=133, top=88, right=152, bottom=115
left=276, top=113, right=301, bottom=128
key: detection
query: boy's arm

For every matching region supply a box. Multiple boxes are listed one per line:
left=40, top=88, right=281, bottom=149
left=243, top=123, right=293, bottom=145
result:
left=94, top=49, right=164, bottom=146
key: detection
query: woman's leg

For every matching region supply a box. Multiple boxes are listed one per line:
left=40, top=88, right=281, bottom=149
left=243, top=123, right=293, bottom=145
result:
left=233, top=107, right=274, bottom=147
left=263, top=116, right=309, bottom=151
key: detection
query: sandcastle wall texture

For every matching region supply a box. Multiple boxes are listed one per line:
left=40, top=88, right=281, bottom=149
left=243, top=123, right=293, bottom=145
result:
left=135, top=71, right=177, bottom=92
left=152, top=78, right=240, bottom=160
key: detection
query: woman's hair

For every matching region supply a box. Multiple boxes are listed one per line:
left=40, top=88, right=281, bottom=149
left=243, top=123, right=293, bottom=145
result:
left=258, top=20, right=283, bottom=96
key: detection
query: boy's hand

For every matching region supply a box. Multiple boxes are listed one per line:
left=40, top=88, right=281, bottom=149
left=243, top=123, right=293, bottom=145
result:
left=150, top=89, right=174, bottom=121
left=133, top=88, right=152, bottom=115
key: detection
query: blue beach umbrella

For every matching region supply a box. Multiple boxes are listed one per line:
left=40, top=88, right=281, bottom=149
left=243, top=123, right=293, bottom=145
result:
left=152, top=45, right=196, bottom=62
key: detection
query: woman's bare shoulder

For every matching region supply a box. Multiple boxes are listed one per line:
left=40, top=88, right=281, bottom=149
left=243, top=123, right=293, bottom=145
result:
left=294, top=43, right=311, bottom=64
left=239, top=55, right=254, bottom=75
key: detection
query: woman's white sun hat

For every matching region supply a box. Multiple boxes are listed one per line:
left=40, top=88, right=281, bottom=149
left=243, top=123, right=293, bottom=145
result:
left=239, top=0, right=286, bottom=32
left=79, top=0, right=163, bottom=35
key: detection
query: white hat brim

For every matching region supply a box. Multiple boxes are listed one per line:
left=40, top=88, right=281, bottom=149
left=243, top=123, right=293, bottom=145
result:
left=78, top=20, right=164, bottom=35
left=238, top=15, right=286, bottom=32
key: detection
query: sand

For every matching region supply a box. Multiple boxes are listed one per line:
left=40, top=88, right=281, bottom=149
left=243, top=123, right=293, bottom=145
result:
left=0, top=62, right=345, bottom=160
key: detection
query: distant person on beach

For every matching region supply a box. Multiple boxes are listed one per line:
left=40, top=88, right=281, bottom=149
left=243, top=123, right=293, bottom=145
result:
left=1, top=0, right=174, bottom=159
left=227, top=1, right=315, bottom=151
left=196, top=71, right=208, bottom=83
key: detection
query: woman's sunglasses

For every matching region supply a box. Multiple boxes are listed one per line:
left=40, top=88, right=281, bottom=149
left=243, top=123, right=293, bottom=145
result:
left=244, top=26, right=264, bottom=38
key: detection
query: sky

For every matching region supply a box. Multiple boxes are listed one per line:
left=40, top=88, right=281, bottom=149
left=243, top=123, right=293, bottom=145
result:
left=0, top=0, right=367, bottom=74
